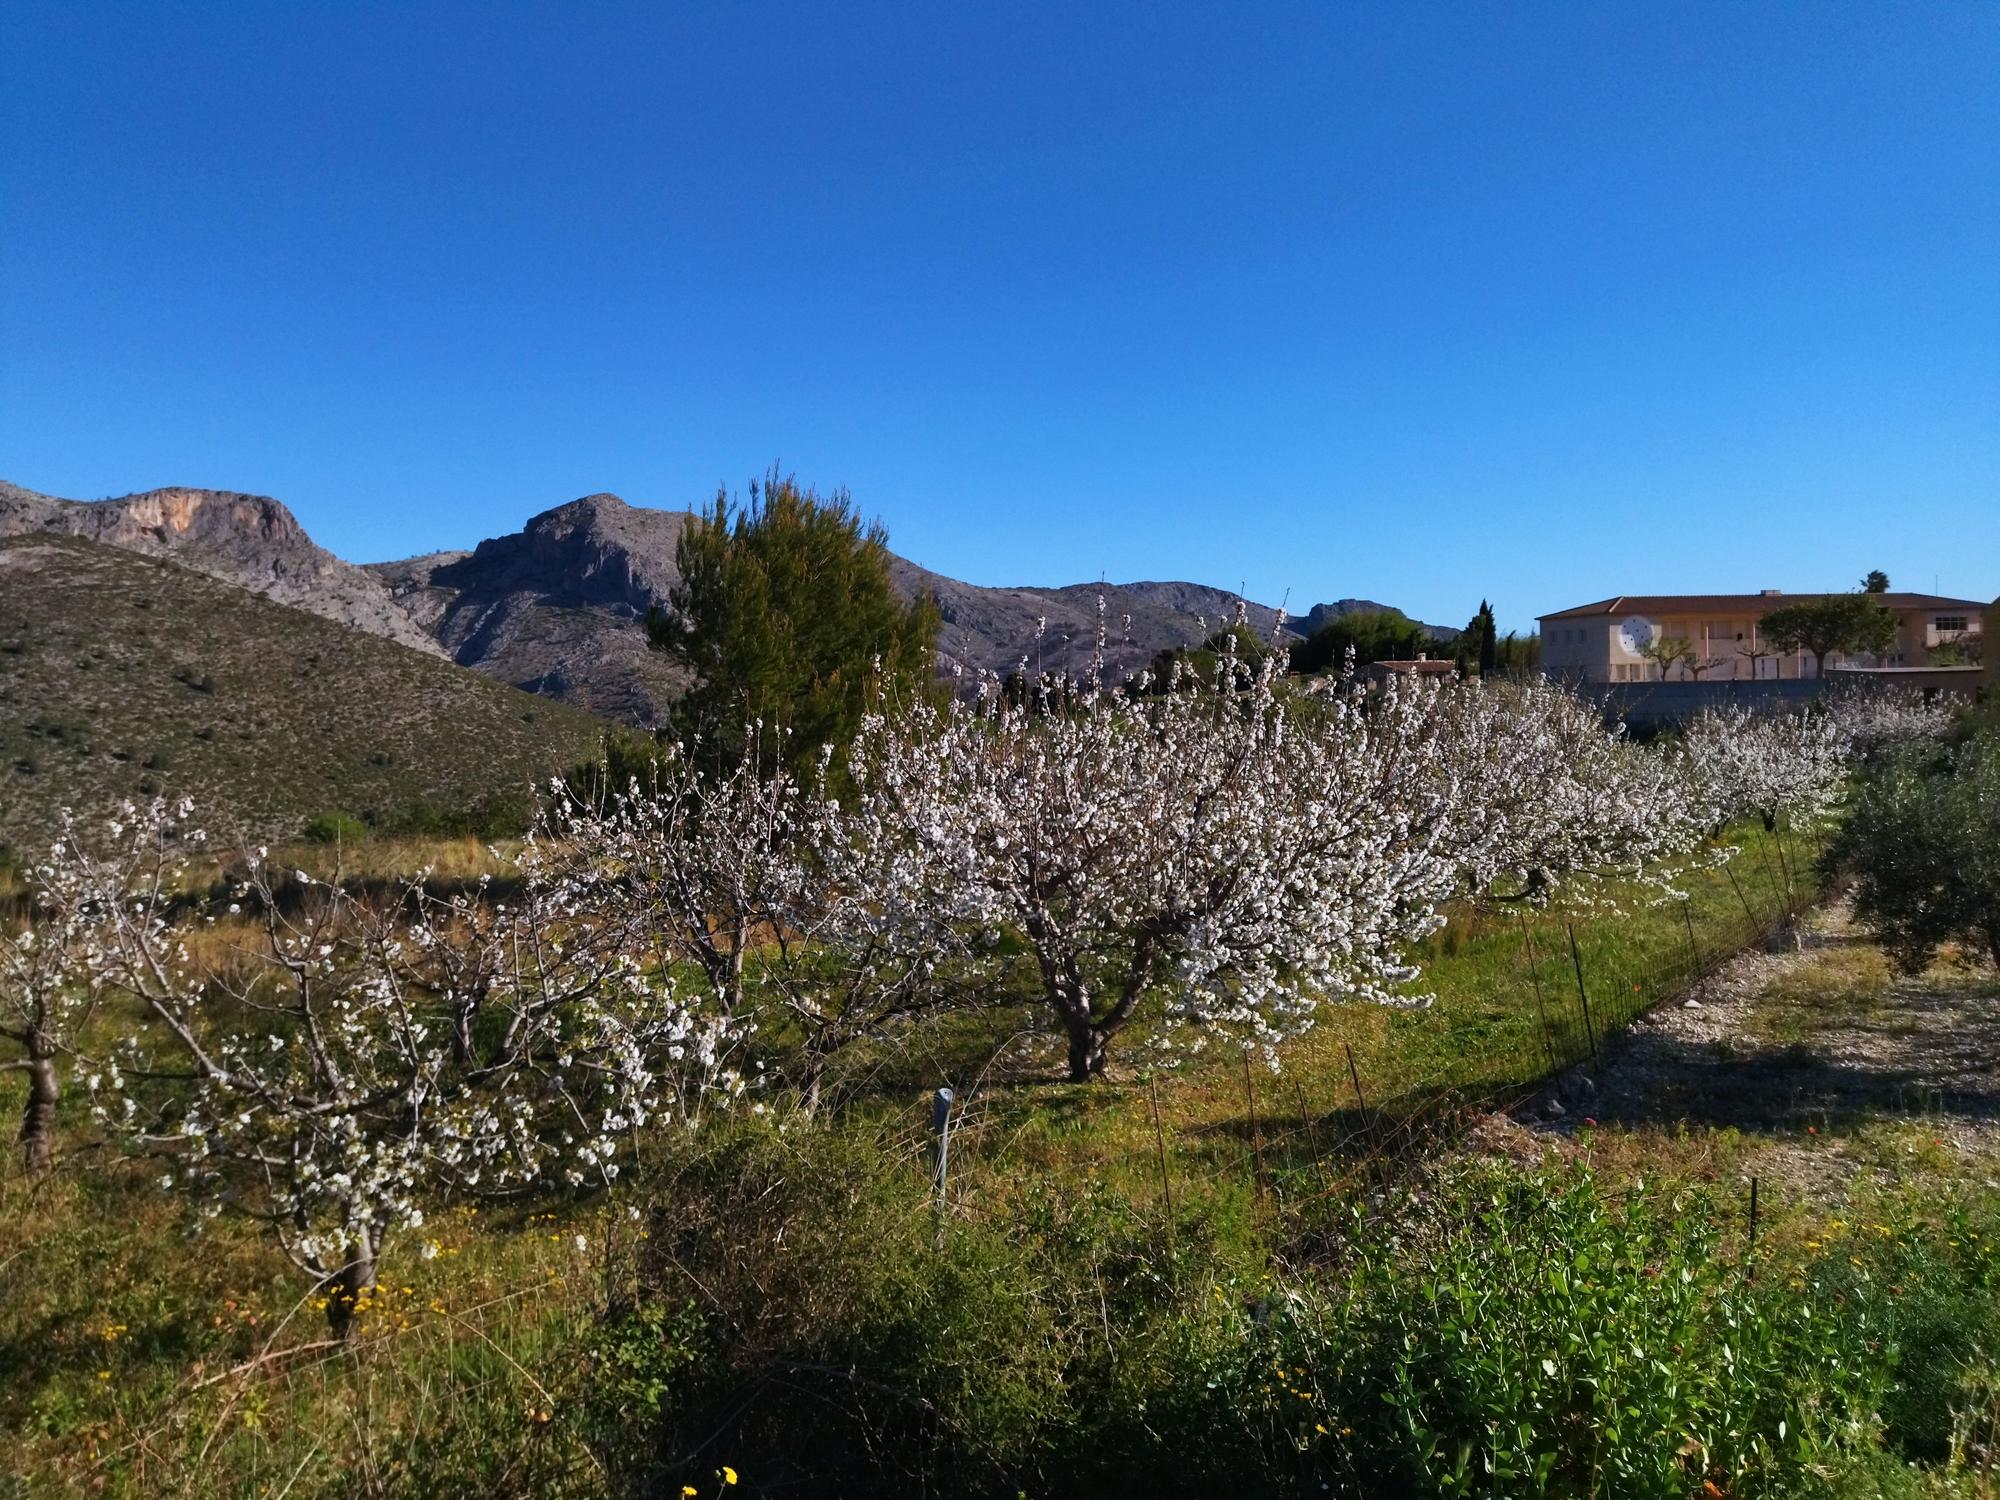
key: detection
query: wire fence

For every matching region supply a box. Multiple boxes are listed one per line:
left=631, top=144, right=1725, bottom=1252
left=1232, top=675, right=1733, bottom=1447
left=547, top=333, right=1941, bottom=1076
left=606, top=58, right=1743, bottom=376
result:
left=890, top=834, right=1823, bottom=1251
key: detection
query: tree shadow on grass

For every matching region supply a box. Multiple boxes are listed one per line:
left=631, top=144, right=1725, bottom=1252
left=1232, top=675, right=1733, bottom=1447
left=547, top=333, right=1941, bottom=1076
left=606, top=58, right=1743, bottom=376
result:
left=1586, top=966, right=2000, bottom=1136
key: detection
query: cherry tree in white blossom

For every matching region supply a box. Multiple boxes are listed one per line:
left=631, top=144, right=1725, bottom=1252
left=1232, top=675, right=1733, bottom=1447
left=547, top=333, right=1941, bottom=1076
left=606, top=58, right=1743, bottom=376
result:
left=1428, top=675, right=1712, bottom=908
left=1682, top=704, right=1850, bottom=836
left=0, top=806, right=189, bottom=1171
left=834, top=624, right=1484, bottom=1079
left=535, top=732, right=810, bottom=1016
left=538, top=731, right=972, bottom=1108
left=1821, top=683, right=1963, bottom=763
left=56, top=799, right=739, bottom=1337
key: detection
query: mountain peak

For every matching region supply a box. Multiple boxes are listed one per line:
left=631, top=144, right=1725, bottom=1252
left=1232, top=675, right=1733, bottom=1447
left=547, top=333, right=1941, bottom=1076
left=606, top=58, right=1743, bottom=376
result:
left=0, top=481, right=444, bottom=656
left=523, top=491, right=635, bottom=531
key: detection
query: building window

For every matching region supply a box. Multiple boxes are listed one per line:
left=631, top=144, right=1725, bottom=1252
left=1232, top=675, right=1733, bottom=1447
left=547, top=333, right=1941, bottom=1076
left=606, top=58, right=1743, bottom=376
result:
left=1936, top=616, right=1969, bottom=633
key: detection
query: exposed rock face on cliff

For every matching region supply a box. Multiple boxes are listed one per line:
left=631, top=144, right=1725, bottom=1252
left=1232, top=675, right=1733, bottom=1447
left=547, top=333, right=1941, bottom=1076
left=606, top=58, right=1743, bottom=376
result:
left=0, top=480, right=442, bottom=656
left=366, top=494, right=693, bottom=726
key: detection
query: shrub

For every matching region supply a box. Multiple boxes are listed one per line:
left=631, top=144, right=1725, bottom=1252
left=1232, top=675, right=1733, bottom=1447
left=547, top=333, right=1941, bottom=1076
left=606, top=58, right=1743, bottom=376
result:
left=301, top=810, right=370, bottom=845
left=1824, top=730, right=2000, bottom=971
left=619, top=1117, right=1258, bottom=1496
left=378, top=787, right=535, bottom=841
left=588, top=1153, right=1965, bottom=1498
left=1288, top=1163, right=1889, bottom=1498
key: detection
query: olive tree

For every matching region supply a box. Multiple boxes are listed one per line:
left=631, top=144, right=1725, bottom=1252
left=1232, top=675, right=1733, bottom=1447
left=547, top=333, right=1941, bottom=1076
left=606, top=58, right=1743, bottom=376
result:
left=1826, top=732, right=2000, bottom=973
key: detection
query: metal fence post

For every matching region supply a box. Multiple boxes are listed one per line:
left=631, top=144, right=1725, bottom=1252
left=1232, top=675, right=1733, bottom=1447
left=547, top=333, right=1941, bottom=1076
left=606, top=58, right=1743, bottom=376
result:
left=1566, top=920, right=1599, bottom=1070
left=930, top=1087, right=954, bottom=1238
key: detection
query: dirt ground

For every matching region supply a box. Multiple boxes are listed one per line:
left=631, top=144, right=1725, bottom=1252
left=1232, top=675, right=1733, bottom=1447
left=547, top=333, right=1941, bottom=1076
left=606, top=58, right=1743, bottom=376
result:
left=1512, top=902, right=2000, bottom=1202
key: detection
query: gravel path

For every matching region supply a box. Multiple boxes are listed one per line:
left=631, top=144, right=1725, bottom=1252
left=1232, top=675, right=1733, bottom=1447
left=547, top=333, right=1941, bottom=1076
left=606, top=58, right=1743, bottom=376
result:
left=1512, top=901, right=2000, bottom=1195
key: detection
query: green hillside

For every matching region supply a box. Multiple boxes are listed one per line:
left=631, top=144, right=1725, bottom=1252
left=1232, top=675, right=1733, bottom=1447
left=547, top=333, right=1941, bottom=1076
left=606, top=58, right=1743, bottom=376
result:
left=0, top=534, right=611, bottom=856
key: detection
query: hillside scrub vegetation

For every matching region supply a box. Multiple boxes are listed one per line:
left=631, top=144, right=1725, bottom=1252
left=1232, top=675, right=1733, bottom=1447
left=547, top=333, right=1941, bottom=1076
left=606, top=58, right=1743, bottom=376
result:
left=0, top=536, right=606, bottom=851
left=0, top=668, right=1987, bottom=1497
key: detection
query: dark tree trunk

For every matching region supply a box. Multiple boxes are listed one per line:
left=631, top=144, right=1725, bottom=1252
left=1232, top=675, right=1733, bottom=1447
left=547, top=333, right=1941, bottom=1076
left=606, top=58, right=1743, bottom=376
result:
left=16, top=1040, right=58, bottom=1174
left=324, top=1241, right=378, bottom=1341
left=1065, top=1024, right=1110, bottom=1083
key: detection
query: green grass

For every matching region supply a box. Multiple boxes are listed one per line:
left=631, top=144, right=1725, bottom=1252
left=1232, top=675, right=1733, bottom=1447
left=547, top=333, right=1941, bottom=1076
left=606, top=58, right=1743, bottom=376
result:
left=12, top=821, right=2000, bottom=1498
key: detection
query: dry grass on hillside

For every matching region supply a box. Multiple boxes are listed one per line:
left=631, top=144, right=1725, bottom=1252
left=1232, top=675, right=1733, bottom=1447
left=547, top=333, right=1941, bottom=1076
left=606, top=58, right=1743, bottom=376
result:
left=0, top=536, right=610, bottom=854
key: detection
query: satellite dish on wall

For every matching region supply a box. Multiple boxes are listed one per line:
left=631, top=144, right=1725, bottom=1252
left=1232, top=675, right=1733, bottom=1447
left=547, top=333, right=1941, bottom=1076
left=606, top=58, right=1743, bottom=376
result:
left=1617, top=616, right=1658, bottom=656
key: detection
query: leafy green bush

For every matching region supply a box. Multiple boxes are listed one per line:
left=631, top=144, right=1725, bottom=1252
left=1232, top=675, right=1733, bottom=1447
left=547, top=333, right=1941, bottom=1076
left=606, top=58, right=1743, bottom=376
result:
left=377, top=787, right=535, bottom=840
left=302, top=811, right=370, bottom=845
left=589, top=1150, right=2000, bottom=1498
left=609, top=1116, right=1259, bottom=1496
left=1825, top=731, right=2000, bottom=971
left=1269, top=1164, right=1890, bottom=1498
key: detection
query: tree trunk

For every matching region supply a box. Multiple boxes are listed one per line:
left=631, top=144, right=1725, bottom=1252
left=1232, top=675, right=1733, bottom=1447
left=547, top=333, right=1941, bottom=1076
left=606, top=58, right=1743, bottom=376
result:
left=324, top=1239, right=378, bottom=1340
left=1065, top=1023, right=1110, bottom=1083
left=16, top=1042, right=58, bottom=1174
left=727, top=928, right=747, bottom=1013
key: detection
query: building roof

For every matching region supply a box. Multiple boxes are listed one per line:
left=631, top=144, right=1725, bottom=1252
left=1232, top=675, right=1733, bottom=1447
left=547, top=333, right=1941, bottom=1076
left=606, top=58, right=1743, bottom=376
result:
left=1372, top=658, right=1458, bottom=676
left=1538, top=592, right=1987, bottom=622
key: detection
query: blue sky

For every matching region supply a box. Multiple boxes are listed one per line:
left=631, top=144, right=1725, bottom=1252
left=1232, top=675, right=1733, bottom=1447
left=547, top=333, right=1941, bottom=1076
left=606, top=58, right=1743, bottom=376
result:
left=3, top=2, right=1995, bottom=632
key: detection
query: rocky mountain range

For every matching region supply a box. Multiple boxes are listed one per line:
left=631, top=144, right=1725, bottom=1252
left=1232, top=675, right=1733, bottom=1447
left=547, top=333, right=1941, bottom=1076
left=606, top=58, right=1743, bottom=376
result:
left=0, top=480, right=445, bottom=657
left=364, top=494, right=693, bottom=724
left=0, top=478, right=1453, bottom=726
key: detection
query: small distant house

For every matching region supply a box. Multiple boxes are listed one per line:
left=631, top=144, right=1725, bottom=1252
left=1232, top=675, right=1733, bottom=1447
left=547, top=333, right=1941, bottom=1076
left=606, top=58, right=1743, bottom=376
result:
left=1538, top=591, right=1986, bottom=684
left=1363, top=657, right=1459, bottom=684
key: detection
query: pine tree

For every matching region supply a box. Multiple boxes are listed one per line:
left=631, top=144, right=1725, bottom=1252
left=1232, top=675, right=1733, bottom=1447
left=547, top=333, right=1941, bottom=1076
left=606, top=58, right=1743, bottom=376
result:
left=647, top=470, right=940, bottom=776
